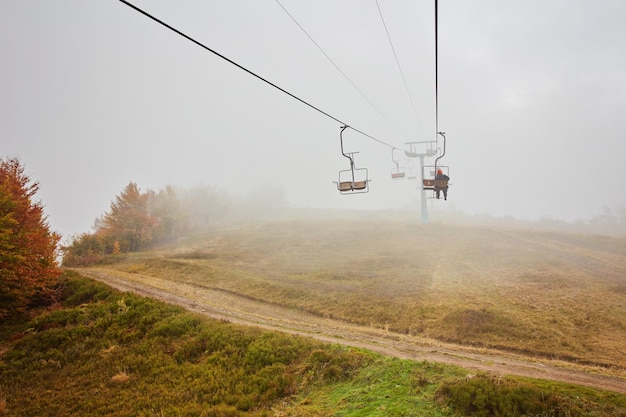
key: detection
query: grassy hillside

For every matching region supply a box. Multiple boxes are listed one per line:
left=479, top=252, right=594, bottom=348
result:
left=90, top=216, right=626, bottom=371
left=1, top=272, right=625, bottom=416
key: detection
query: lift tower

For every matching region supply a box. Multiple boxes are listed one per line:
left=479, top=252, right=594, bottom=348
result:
left=405, top=141, right=438, bottom=224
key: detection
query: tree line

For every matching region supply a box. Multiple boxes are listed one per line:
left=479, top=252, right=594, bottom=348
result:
left=62, top=178, right=626, bottom=267
left=61, top=182, right=287, bottom=266
left=0, top=154, right=283, bottom=316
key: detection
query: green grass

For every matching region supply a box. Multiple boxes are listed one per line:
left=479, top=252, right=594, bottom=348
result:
left=2, top=272, right=625, bottom=416
left=286, top=358, right=464, bottom=416
left=90, top=218, right=626, bottom=370
left=436, top=374, right=626, bottom=417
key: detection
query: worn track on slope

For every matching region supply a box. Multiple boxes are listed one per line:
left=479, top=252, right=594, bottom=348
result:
left=78, top=267, right=626, bottom=395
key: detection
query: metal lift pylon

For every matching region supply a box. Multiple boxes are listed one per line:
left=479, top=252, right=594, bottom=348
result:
left=405, top=141, right=437, bottom=224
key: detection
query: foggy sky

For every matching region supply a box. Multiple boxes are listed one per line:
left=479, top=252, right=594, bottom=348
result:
left=2, top=0, right=625, bottom=239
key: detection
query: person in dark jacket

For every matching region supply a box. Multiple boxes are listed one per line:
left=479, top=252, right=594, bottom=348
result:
left=435, top=169, right=449, bottom=200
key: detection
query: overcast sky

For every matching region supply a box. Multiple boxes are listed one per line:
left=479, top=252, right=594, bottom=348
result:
left=2, top=0, right=625, bottom=238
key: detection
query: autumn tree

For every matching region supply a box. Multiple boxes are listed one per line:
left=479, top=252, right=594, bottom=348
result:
left=101, top=182, right=155, bottom=252
left=0, top=157, right=61, bottom=318
left=147, top=185, right=185, bottom=242
left=182, top=184, right=229, bottom=230
left=62, top=182, right=233, bottom=265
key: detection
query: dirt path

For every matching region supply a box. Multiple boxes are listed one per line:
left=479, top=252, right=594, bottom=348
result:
left=78, top=267, right=626, bottom=395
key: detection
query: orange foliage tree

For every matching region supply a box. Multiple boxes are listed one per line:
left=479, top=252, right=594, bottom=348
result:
left=61, top=183, right=232, bottom=266
left=0, top=157, right=61, bottom=318
left=100, top=182, right=155, bottom=252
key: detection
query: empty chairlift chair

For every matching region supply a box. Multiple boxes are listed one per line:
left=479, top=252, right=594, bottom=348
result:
left=391, top=148, right=406, bottom=179
left=334, top=126, right=370, bottom=194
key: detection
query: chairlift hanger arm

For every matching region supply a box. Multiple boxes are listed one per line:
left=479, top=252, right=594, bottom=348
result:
left=434, top=131, right=446, bottom=171
left=391, top=147, right=401, bottom=168
left=339, top=125, right=355, bottom=167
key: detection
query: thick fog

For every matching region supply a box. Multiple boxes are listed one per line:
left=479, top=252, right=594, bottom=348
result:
left=2, top=0, right=625, bottom=238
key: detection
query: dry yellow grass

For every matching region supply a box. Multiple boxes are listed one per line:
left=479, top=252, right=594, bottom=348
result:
left=96, top=217, right=626, bottom=369
left=99, top=345, right=118, bottom=357
left=110, top=369, right=131, bottom=383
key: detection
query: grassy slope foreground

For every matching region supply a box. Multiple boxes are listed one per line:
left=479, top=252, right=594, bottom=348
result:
left=1, top=272, right=626, bottom=416
left=93, top=216, right=626, bottom=371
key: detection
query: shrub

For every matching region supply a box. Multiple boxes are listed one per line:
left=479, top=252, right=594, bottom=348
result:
left=172, top=336, right=206, bottom=364
left=434, top=374, right=626, bottom=417
left=244, top=333, right=307, bottom=372
left=60, top=273, right=115, bottom=306
left=149, top=313, right=203, bottom=339
left=299, top=347, right=372, bottom=383
left=31, top=307, right=87, bottom=331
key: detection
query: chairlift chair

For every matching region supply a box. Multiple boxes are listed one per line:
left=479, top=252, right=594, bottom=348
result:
left=334, top=126, right=370, bottom=194
left=423, top=132, right=450, bottom=197
left=336, top=163, right=369, bottom=193
left=390, top=148, right=406, bottom=179
left=422, top=165, right=449, bottom=191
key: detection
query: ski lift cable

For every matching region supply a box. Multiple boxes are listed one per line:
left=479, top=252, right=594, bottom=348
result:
left=375, top=0, right=422, bottom=131
left=435, top=0, right=441, bottom=136
left=274, top=0, right=414, bottom=142
left=117, top=0, right=402, bottom=150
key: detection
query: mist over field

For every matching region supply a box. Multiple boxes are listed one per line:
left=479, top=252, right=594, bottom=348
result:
left=70, top=212, right=626, bottom=377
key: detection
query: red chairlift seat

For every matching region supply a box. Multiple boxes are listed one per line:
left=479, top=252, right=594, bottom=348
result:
left=423, top=178, right=449, bottom=189
left=435, top=179, right=449, bottom=189
left=422, top=165, right=450, bottom=192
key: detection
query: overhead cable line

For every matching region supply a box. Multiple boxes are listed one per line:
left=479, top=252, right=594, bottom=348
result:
left=375, top=0, right=421, bottom=130
left=117, top=0, right=400, bottom=150
left=435, top=0, right=440, bottom=135
left=274, top=0, right=412, bottom=142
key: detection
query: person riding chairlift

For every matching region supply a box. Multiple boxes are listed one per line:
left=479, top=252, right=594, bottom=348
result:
left=435, top=169, right=449, bottom=200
